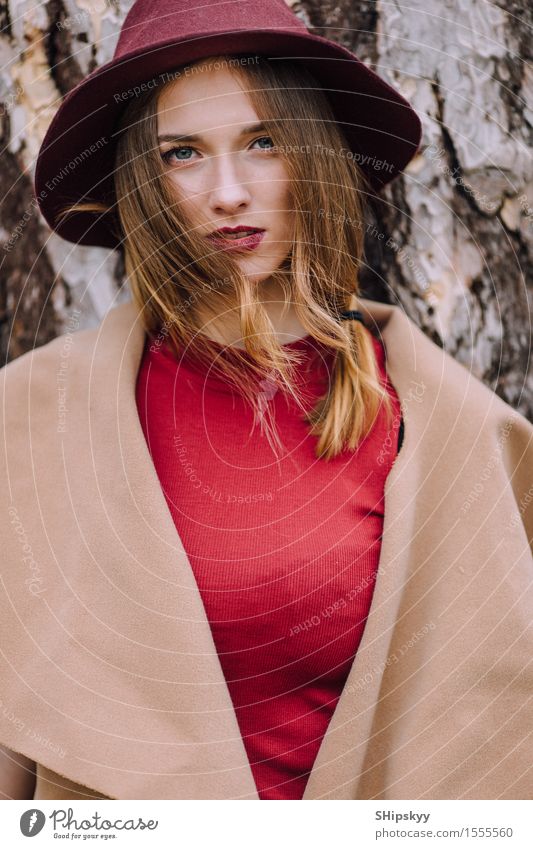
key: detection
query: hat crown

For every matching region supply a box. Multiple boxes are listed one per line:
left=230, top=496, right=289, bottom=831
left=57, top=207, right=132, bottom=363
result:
left=115, top=0, right=307, bottom=60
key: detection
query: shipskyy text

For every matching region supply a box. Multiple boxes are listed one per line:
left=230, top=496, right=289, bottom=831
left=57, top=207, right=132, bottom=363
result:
left=375, top=811, right=430, bottom=824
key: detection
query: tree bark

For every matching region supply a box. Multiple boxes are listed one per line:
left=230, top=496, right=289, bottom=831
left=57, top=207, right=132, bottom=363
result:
left=1, top=0, right=531, bottom=418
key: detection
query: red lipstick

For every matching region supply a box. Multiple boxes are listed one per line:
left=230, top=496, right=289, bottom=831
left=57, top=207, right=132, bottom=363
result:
left=206, top=226, right=265, bottom=252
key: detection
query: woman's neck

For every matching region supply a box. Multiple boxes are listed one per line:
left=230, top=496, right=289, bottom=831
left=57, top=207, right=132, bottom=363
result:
left=193, top=278, right=309, bottom=349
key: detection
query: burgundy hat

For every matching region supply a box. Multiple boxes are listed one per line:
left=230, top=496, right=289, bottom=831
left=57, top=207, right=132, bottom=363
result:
left=33, top=0, right=423, bottom=250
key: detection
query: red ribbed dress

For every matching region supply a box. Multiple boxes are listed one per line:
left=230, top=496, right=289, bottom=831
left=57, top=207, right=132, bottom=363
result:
left=135, top=326, right=402, bottom=799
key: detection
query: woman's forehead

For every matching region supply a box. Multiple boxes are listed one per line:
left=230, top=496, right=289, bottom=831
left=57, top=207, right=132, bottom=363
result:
left=157, top=62, right=256, bottom=128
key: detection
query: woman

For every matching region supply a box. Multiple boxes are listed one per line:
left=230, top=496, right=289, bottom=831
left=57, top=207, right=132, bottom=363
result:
left=1, top=0, right=532, bottom=801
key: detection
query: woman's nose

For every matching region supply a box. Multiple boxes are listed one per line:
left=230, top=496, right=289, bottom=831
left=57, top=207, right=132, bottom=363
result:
left=207, top=153, right=252, bottom=214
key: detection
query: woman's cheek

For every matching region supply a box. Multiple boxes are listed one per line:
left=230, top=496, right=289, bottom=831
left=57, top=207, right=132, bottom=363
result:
left=168, top=178, right=204, bottom=220
left=268, top=173, right=291, bottom=211
left=167, top=169, right=203, bottom=197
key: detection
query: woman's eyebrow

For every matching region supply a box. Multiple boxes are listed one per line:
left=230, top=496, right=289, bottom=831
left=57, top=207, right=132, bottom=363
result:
left=157, top=122, right=267, bottom=143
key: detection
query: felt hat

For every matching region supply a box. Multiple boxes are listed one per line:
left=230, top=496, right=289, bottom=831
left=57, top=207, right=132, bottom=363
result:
left=33, top=0, right=423, bottom=249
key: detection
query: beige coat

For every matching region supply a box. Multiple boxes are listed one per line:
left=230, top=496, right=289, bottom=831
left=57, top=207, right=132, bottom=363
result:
left=0, top=298, right=532, bottom=800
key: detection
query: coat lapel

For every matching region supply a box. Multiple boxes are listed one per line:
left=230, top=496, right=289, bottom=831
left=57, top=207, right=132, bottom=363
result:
left=75, top=300, right=262, bottom=798
left=303, top=299, right=422, bottom=799
left=302, top=299, right=423, bottom=798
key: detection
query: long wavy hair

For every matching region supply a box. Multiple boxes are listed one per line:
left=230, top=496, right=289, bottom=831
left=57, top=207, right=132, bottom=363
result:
left=58, top=53, right=394, bottom=460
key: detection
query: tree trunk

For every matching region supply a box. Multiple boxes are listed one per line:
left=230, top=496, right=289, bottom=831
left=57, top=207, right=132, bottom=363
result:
left=1, top=0, right=531, bottom=418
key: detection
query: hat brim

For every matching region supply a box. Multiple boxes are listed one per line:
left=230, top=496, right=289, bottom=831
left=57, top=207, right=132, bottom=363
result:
left=34, top=29, right=422, bottom=249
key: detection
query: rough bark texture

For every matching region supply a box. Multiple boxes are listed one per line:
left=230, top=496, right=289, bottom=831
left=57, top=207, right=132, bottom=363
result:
left=1, top=0, right=531, bottom=417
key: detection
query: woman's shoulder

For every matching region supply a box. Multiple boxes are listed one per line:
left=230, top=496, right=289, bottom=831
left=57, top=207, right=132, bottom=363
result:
left=0, top=322, right=100, bottom=384
left=364, top=299, right=530, bottom=420
left=358, top=298, right=533, bottom=496
left=0, top=321, right=99, bottom=453
left=1, top=302, right=145, bottom=394
left=0, top=309, right=129, bottom=419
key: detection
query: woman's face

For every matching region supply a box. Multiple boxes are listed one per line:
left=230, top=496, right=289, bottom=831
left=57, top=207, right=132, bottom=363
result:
left=156, top=61, right=295, bottom=284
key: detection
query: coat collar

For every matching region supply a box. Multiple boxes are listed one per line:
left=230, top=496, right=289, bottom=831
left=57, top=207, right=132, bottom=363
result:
left=1, top=297, right=532, bottom=799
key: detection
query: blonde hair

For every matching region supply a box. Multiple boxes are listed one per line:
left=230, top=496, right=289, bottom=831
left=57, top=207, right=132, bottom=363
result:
left=57, top=53, right=394, bottom=460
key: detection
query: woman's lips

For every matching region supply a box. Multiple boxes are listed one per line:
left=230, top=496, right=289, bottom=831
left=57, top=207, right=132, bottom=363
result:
left=206, top=230, right=265, bottom=252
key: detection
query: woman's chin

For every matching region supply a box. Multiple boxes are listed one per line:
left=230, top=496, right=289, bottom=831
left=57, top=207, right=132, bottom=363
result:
left=235, top=259, right=282, bottom=284
left=235, top=252, right=292, bottom=284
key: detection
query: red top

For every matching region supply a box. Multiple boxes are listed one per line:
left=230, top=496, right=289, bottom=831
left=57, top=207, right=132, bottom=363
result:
left=135, top=327, right=401, bottom=799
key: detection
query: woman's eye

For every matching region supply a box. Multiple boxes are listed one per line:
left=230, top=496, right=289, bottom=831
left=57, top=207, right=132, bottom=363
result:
left=252, top=136, right=275, bottom=151
left=161, top=146, right=196, bottom=165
